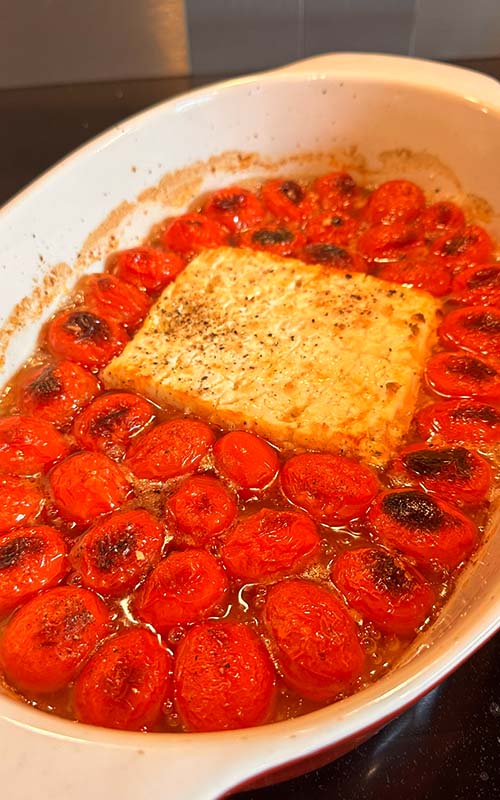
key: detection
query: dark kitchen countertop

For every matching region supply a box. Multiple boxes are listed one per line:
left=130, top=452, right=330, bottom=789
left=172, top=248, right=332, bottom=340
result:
left=1, top=57, right=500, bottom=800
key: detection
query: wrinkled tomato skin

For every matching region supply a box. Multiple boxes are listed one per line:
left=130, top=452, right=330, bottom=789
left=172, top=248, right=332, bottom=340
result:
left=261, top=179, right=315, bottom=222
left=220, top=508, right=320, bottom=582
left=17, top=361, right=101, bottom=429
left=264, top=579, right=365, bottom=702
left=174, top=621, right=276, bottom=732
left=438, top=306, right=500, bottom=359
left=213, top=431, right=279, bottom=498
left=166, top=475, right=237, bottom=547
left=239, top=224, right=305, bottom=258
left=0, top=525, right=68, bottom=620
left=0, top=476, right=44, bottom=533
left=312, top=172, right=358, bottom=212
left=47, top=309, right=127, bottom=369
left=365, top=180, right=425, bottom=225
left=425, top=351, right=500, bottom=402
left=331, top=547, right=435, bottom=636
left=357, top=223, right=420, bottom=263
left=74, top=627, right=173, bottom=731
left=113, top=246, right=185, bottom=294
left=432, top=225, right=493, bottom=270
left=126, top=419, right=215, bottom=481
left=70, top=509, right=165, bottom=596
left=451, top=263, right=500, bottom=307
left=415, top=399, right=500, bottom=445
left=203, top=186, right=265, bottom=233
left=0, top=415, right=69, bottom=476
left=377, top=259, right=452, bottom=297
left=83, top=273, right=151, bottom=330
left=305, top=212, right=359, bottom=247
left=0, top=586, right=111, bottom=693
left=418, top=201, right=465, bottom=242
left=281, top=453, right=378, bottom=526
left=161, top=213, right=228, bottom=257
left=73, top=391, right=156, bottom=460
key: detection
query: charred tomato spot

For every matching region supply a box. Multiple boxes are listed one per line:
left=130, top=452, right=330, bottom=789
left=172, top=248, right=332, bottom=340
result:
left=280, top=181, right=304, bottom=205
left=450, top=405, right=500, bottom=424
left=92, top=527, right=136, bottom=571
left=0, top=535, right=43, bottom=570
left=89, top=406, right=130, bottom=436
left=40, top=602, right=94, bottom=647
left=467, top=267, right=500, bottom=288
left=335, top=175, right=356, bottom=196
left=463, top=312, right=500, bottom=334
left=106, top=659, right=143, bottom=701
left=446, top=356, right=497, bottom=381
left=381, top=491, right=444, bottom=531
left=28, top=367, right=63, bottom=399
left=213, top=193, right=246, bottom=212
left=304, top=243, right=351, bottom=266
left=403, top=448, right=473, bottom=480
left=64, top=312, right=111, bottom=343
left=326, top=216, right=344, bottom=227
left=252, top=228, right=294, bottom=246
left=442, top=235, right=472, bottom=256
left=369, top=551, right=414, bottom=594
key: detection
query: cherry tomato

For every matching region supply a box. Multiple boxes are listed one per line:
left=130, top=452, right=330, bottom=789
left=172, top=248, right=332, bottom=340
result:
left=264, top=579, right=365, bottom=702
left=166, top=475, right=237, bottom=547
left=49, top=451, right=131, bottom=524
left=73, top=391, right=156, bottom=460
left=331, top=547, right=435, bottom=636
left=17, top=360, right=101, bottom=430
left=83, top=273, right=151, bottom=330
left=126, top=419, right=215, bottom=481
left=161, top=213, right=228, bottom=257
left=438, top=306, right=500, bottom=359
left=220, top=508, right=320, bottom=582
left=391, top=444, right=492, bottom=505
left=305, top=212, right=359, bottom=247
left=113, top=246, right=185, bottom=294
left=0, top=476, right=44, bottom=533
left=415, top=399, right=500, bottom=445
left=213, top=431, right=279, bottom=498
left=281, top=453, right=378, bottom=526
left=261, top=179, right=315, bottom=222
left=0, top=415, right=69, bottom=476
left=367, top=489, right=478, bottom=570
left=133, top=549, right=228, bottom=634
left=451, top=263, right=500, bottom=307
left=432, top=225, right=493, bottom=270
left=357, top=223, right=420, bottom=263
left=426, top=351, right=500, bottom=401
left=202, top=186, right=265, bottom=233
left=0, top=586, right=111, bottom=693
left=365, top=180, right=425, bottom=225
left=312, top=172, right=358, bottom=212
left=419, top=201, right=465, bottom=241
left=47, top=309, right=127, bottom=369
left=301, top=243, right=366, bottom=272
left=0, top=525, right=68, bottom=620
left=377, top=258, right=452, bottom=297
left=74, top=627, right=172, bottom=731
left=70, top=509, right=165, bottom=596
left=174, top=621, right=276, bottom=732
left=239, top=224, right=304, bottom=258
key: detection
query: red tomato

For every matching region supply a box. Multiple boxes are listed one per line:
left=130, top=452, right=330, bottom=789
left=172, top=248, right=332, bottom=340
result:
left=0, top=525, right=68, bottom=620
left=73, top=391, right=156, bottom=460
left=213, top=431, right=279, bottom=497
left=432, top=225, right=493, bottom=270
left=281, top=453, right=378, bottom=525
left=220, top=508, right=320, bottom=582
left=264, top=579, right=365, bottom=701
left=47, top=309, right=127, bottom=369
left=49, top=451, right=131, bottom=524
left=70, top=509, right=165, bottom=596
left=161, top=213, right=228, bottom=257
left=17, top=361, right=101, bottom=429
left=438, top=306, right=500, bottom=359
left=113, top=246, right=185, bottom=294
left=365, top=180, right=425, bottom=225
left=133, top=549, right=228, bottom=634
left=0, top=415, right=69, bottom=476
left=331, top=547, right=435, bottom=636
left=174, top=621, right=276, bottom=732
left=367, top=489, right=478, bottom=571
left=426, top=351, right=500, bottom=401
left=419, top=201, right=465, bottom=241
left=202, top=186, right=265, bottom=232
left=451, top=263, right=500, bottom=307
left=166, top=475, right=237, bottom=547
left=301, top=243, right=366, bottom=272
left=415, top=399, right=500, bottom=445
left=377, top=258, right=452, bottom=297
left=239, top=224, right=305, bottom=258
left=0, top=586, right=111, bottom=693
left=74, top=627, right=173, bottom=731
left=312, top=172, right=358, bottom=212
left=357, top=223, right=420, bottom=263
left=305, top=212, right=359, bottom=247
left=0, top=476, right=44, bottom=533
left=126, top=419, right=215, bottom=480
left=83, top=273, right=151, bottom=330
left=261, top=179, right=315, bottom=222
left=391, top=444, right=492, bottom=505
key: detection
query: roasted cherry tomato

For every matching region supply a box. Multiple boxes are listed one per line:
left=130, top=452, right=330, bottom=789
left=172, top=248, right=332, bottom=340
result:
left=415, top=399, right=500, bottom=445
left=312, top=172, right=358, bottom=212
left=301, top=243, right=366, bottom=272
left=367, top=489, right=478, bottom=571
left=331, top=547, right=435, bottom=636
left=365, top=180, right=425, bottom=225
left=239, top=224, right=305, bottom=258
left=166, top=475, right=237, bottom=547
left=264, top=579, right=365, bottom=702
left=17, top=361, right=100, bottom=430
left=113, top=246, right=185, bottom=294
left=0, top=476, right=44, bottom=533
left=432, top=225, right=493, bottom=270
left=83, top=273, right=151, bottom=330
left=126, top=419, right=215, bottom=481
left=357, top=223, right=420, bottom=263
left=281, top=453, right=378, bottom=526
left=49, top=451, right=131, bottom=524
left=74, top=627, right=173, bottom=731
left=377, top=258, right=452, bottom=297
left=261, top=179, right=315, bottom=222
left=419, top=201, right=465, bottom=242
left=73, top=391, right=156, bottom=460
left=305, top=212, right=359, bottom=247
left=451, top=263, right=500, bottom=307
left=426, top=351, right=500, bottom=401
left=161, top=213, right=228, bottom=257
left=220, top=508, right=320, bottom=582
left=174, top=621, right=276, bottom=732
left=202, top=186, right=265, bottom=233
left=47, top=309, right=127, bottom=369
left=0, top=525, right=68, bottom=620
left=391, top=444, right=491, bottom=506
left=70, top=509, right=165, bottom=596
left=0, top=415, right=68, bottom=476
left=439, top=306, right=500, bottom=358
left=133, top=549, right=228, bottom=634
left=213, top=431, right=279, bottom=498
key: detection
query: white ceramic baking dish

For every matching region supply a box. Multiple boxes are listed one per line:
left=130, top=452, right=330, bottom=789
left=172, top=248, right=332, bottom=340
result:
left=1, top=53, right=500, bottom=800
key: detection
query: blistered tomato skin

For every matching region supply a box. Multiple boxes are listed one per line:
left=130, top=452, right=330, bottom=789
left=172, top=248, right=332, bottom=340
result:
left=174, top=621, right=276, bottom=732
left=426, top=351, right=500, bottom=402
left=47, top=309, right=127, bottom=369
left=264, top=579, right=365, bottom=702
left=331, top=547, right=435, bottom=636
left=357, top=223, right=420, bottom=263
left=0, top=586, right=111, bottom=693
left=305, top=212, right=359, bottom=247
left=83, top=273, right=151, bottom=330
left=166, top=475, right=237, bottom=547
left=203, top=186, right=265, bottom=232
left=70, top=509, right=165, bottom=596
left=239, top=224, right=305, bottom=258
left=0, top=415, right=69, bottom=476
left=161, top=213, right=228, bottom=257
left=281, top=453, right=378, bottom=526
left=213, top=430, right=279, bottom=498
left=74, top=627, right=173, bottom=731
left=133, top=549, right=228, bottom=634
left=17, top=361, right=101, bottom=429
left=0, top=525, right=68, bottom=620
left=220, top=508, right=320, bottom=582
left=438, top=306, right=500, bottom=359
left=301, top=243, right=366, bottom=272
left=367, top=490, right=478, bottom=571
left=73, top=391, right=156, bottom=460
left=419, top=201, right=465, bottom=241
left=113, top=246, right=185, bottom=294
left=432, top=225, right=493, bottom=269
left=312, top=172, right=358, bottom=212
left=126, top=418, right=215, bottom=481
left=365, top=180, right=425, bottom=225
left=261, top=179, right=315, bottom=222
left=377, top=258, right=452, bottom=297
left=0, top=476, right=44, bottom=533
left=416, top=399, right=500, bottom=445
left=451, top=264, right=500, bottom=307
